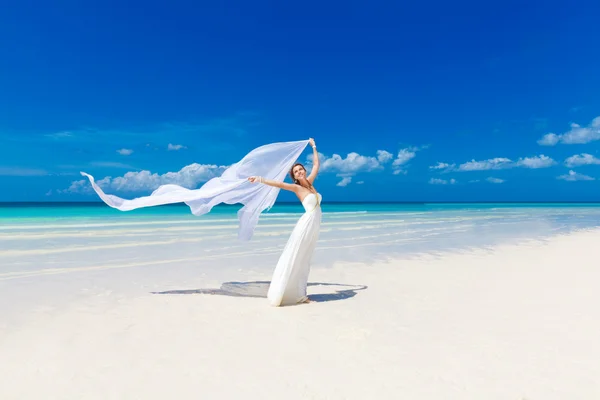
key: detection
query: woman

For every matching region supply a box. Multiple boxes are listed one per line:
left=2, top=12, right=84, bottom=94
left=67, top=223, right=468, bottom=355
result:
left=248, top=138, right=321, bottom=306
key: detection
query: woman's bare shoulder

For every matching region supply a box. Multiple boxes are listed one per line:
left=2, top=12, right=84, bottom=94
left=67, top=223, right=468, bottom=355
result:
left=294, top=186, right=311, bottom=199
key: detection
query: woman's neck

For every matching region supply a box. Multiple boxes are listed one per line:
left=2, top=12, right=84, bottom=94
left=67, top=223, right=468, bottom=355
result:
left=298, top=180, right=315, bottom=191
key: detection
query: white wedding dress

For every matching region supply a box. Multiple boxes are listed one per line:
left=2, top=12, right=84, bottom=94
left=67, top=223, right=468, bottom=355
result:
left=267, top=192, right=322, bottom=306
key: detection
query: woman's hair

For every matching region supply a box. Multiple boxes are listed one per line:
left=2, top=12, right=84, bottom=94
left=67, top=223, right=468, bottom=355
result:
left=289, top=163, right=306, bottom=184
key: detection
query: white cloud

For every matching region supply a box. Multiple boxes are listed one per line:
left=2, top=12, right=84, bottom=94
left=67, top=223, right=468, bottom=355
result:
left=564, top=153, right=600, bottom=168
left=392, top=148, right=416, bottom=166
left=429, top=178, right=456, bottom=185
left=537, top=133, right=560, bottom=146
left=356, top=181, right=364, bottom=185
left=308, top=149, right=393, bottom=186
left=376, top=150, right=393, bottom=163
left=309, top=146, right=422, bottom=175
left=458, top=157, right=512, bottom=171
left=486, top=177, right=505, bottom=184
left=305, top=146, right=422, bottom=185
left=63, top=163, right=228, bottom=194
left=515, top=155, right=556, bottom=169
left=557, top=170, right=595, bottom=181
left=538, top=116, right=600, bottom=146
left=319, top=152, right=384, bottom=174
left=117, top=148, right=133, bottom=156
left=429, top=162, right=455, bottom=170
left=336, top=176, right=352, bottom=187
left=391, top=147, right=417, bottom=174
left=168, top=143, right=187, bottom=151
left=433, top=155, right=556, bottom=172
left=60, top=179, right=93, bottom=194
left=334, top=173, right=355, bottom=187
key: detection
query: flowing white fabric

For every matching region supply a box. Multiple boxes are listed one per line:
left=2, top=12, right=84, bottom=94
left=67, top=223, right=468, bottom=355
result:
left=80, top=139, right=309, bottom=240
left=267, top=192, right=322, bottom=306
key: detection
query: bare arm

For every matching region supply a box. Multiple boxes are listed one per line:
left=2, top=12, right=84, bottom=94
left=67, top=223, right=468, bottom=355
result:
left=248, top=176, right=298, bottom=193
left=306, top=138, right=319, bottom=184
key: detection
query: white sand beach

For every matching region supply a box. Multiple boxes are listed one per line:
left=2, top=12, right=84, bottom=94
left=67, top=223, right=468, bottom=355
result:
left=1, top=226, right=599, bottom=399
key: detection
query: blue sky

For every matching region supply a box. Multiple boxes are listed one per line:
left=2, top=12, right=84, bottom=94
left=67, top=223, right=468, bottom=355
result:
left=1, top=0, right=600, bottom=202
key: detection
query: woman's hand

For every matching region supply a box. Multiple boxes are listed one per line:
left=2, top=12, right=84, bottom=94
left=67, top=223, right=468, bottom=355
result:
left=308, top=138, right=316, bottom=148
left=248, top=176, right=260, bottom=183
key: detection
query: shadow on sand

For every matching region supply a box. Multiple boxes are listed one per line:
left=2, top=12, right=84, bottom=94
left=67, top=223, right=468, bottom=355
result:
left=152, top=281, right=367, bottom=303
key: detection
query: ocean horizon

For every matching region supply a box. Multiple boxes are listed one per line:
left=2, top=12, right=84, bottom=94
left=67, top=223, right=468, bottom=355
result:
left=3, top=200, right=600, bottom=204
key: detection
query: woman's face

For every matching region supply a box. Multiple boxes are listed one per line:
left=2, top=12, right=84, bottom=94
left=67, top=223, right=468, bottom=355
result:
left=293, top=165, right=306, bottom=180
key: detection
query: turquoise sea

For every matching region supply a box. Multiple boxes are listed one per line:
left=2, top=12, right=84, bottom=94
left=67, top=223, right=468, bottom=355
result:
left=2, top=201, right=600, bottom=275
left=3, top=201, right=600, bottom=221
left=2, top=201, right=600, bottom=266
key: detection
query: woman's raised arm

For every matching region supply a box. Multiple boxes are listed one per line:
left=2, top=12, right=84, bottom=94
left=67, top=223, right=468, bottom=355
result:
left=306, top=138, right=319, bottom=184
left=248, top=176, right=298, bottom=193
